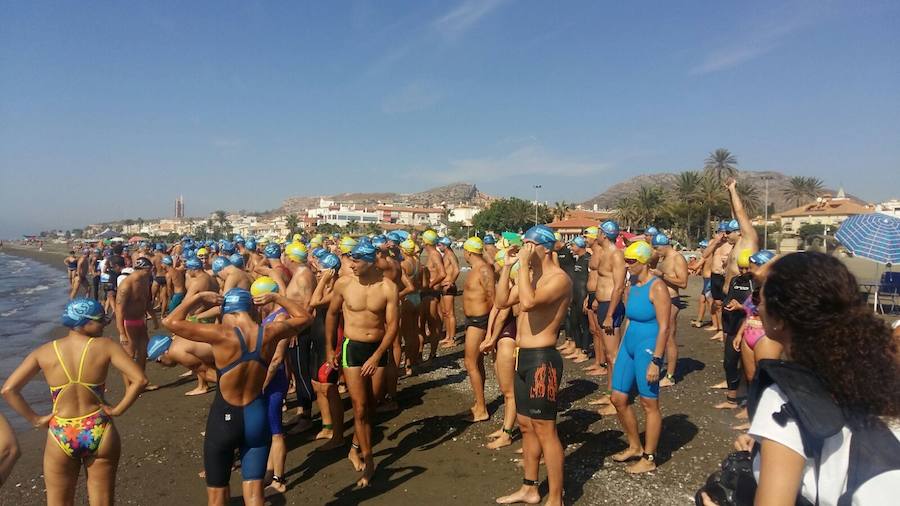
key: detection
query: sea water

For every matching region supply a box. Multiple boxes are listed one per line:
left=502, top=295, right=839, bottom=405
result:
left=0, top=252, right=71, bottom=430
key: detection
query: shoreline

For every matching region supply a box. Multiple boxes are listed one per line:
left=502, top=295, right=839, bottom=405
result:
left=1, top=244, right=744, bottom=504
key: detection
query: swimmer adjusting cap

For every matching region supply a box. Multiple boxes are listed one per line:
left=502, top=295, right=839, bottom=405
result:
left=463, top=237, right=483, bottom=254
left=494, top=248, right=507, bottom=268
left=222, top=288, right=253, bottom=314
left=211, top=256, right=231, bottom=275
left=264, top=243, right=282, bottom=259
left=250, top=277, right=279, bottom=297
left=422, top=230, right=438, bottom=245
left=147, top=335, right=172, bottom=361
left=651, top=233, right=670, bottom=247
left=523, top=225, right=557, bottom=249
left=750, top=250, right=775, bottom=266
left=624, top=241, right=653, bottom=265
left=600, top=220, right=620, bottom=240
left=228, top=253, right=245, bottom=268
left=61, top=299, right=106, bottom=328
left=319, top=253, right=341, bottom=271
left=726, top=219, right=740, bottom=232
left=717, top=221, right=729, bottom=232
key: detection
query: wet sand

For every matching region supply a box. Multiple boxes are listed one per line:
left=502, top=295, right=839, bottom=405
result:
left=2, top=244, right=751, bottom=505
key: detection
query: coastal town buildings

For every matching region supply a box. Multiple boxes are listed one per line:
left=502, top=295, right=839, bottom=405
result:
left=776, top=189, right=873, bottom=252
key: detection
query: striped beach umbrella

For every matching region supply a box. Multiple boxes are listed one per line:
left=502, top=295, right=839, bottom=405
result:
left=834, top=213, right=900, bottom=264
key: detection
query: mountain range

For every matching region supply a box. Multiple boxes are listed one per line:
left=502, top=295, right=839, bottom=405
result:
left=280, top=183, right=494, bottom=213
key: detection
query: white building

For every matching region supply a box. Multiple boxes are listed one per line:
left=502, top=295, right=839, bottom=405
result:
left=377, top=206, right=444, bottom=226
left=447, top=205, right=481, bottom=227
left=309, top=204, right=380, bottom=227
left=876, top=199, right=900, bottom=218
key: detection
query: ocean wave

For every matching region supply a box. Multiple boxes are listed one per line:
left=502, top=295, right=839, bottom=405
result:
left=22, top=284, right=50, bottom=295
left=0, top=307, right=21, bottom=317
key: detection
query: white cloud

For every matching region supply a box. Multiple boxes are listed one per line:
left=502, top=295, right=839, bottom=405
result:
left=433, top=0, right=510, bottom=40
left=417, top=144, right=611, bottom=184
left=381, top=81, right=442, bottom=114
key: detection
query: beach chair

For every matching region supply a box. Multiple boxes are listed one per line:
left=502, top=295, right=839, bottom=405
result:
left=877, top=272, right=899, bottom=314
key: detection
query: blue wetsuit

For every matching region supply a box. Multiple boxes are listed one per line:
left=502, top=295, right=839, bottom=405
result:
left=611, top=276, right=661, bottom=399
left=203, top=325, right=272, bottom=487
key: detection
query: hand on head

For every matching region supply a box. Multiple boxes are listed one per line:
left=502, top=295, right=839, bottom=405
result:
left=253, top=292, right=278, bottom=306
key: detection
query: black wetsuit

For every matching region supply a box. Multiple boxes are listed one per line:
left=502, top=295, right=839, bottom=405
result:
left=722, top=274, right=753, bottom=391
left=567, top=252, right=591, bottom=352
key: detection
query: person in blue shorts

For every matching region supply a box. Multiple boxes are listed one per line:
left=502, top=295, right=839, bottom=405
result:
left=609, top=241, right=671, bottom=474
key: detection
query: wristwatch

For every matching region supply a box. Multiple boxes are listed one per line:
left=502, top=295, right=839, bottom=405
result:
left=651, top=356, right=664, bottom=367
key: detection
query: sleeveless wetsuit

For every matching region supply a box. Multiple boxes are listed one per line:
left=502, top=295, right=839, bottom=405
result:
left=203, top=326, right=271, bottom=487
left=611, top=276, right=660, bottom=399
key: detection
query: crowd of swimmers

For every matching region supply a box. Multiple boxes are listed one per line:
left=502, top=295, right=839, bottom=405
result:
left=2, top=175, right=899, bottom=505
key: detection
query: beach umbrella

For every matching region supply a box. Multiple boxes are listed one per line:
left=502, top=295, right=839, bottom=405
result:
left=835, top=213, right=900, bottom=264
left=129, top=235, right=148, bottom=243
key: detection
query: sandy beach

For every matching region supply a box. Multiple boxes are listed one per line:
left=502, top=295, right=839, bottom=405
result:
left=3, top=243, right=892, bottom=505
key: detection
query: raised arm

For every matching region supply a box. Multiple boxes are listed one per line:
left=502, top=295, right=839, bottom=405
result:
left=726, top=178, right=758, bottom=246
left=309, top=270, right=336, bottom=308
left=517, top=244, right=569, bottom=311
left=259, top=293, right=312, bottom=342
left=162, top=292, right=228, bottom=344
left=494, top=264, right=514, bottom=309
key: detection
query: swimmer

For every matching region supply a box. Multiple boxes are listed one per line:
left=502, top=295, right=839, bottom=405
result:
left=437, top=236, right=461, bottom=348
left=372, top=235, right=414, bottom=412
left=420, top=230, right=447, bottom=360
left=213, top=256, right=252, bottom=292
left=707, top=223, right=733, bottom=341
left=715, top=249, right=755, bottom=410
left=2, top=299, right=147, bottom=504
left=148, top=334, right=217, bottom=396
left=116, top=257, right=157, bottom=391
left=163, top=288, right=311, bottom=506
left=164, top=255, right=187, bottom=317
left=398, top=238, right=423, bottom=374
left=496, top=225, right=571, bottom=506
left=482, top=234, right=498, bottom=271
left=64, top=251, right=78, bottom=286
left=609, top=241, right=671, bottom=474
left=325, top=242, right=399, bottom=488
left=461, top=237, right=494, bottom=422
left=650, top=234, right=688, bottom=387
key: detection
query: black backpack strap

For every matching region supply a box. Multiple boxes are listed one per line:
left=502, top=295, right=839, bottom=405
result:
left=837, top=416, right=900, bottom=506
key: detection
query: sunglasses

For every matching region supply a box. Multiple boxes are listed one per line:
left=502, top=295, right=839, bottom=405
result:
left=624, top=258, right=638, bottom=265
left=85, top=314, right=111, bottom=324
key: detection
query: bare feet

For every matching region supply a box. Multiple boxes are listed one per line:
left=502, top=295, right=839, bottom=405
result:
left=612, top=446, right=643, bottom=462
left=266, top=477, right=287, bottom=493
left=714, top=400, right=738, bottom=410
left=356, top=459, right=374, bottom=488
left=597, top=404, right=617, bottom=416
left=659, top=376, right=675, bottom=387
left=572, top=353, right=589, bottom=364
left=496, top=485, right=541, bottom=504
left=586, top=367, right=608, bottom=376
left=348, top=446, right=364, bottom=472
left=178, top=370, right=193, bottom=378
left=734, top=408, right=748, bottom=420
left=589, top=394, right=611, bottom=405
left=710, top=331, right=724, bottom=341
left=486, top=433, right=513, bottom=450
left=732, top=422, right=751, bottom=430
left=466, top=408, right=490, bottom=423
left=185, top=386, right=211, bottom=396
left=144, top=384, right=160, bottom=392
left=626, top=457, right=657, bottom=474
left=486, top=428, right=504, bottom=440
left=709, top=381, right=728, bottom=389
left=316, top=427, right=334, bottom=440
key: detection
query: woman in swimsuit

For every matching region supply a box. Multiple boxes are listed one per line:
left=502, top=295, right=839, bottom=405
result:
left=1, top=299, right=147, bottom=505
left=163, top=288, right=310, bottom=506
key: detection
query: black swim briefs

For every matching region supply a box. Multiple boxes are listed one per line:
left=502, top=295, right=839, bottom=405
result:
left=514, top=346, right=563, bottom=420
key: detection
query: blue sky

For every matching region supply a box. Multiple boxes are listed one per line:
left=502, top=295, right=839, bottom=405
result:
left=1, top=1, right=898, bottom=237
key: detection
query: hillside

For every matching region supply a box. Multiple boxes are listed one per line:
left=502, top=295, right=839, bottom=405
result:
left=581, top=170, right=847, bottom=213
left=281, top=183, right=493, bottom=213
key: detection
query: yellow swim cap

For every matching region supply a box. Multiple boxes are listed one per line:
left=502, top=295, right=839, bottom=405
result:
left=292, top=233, right=302, bottom=243
left=494, top=249, right=507, bottom=268
left=737, top=248, right=752, bottom=268
left=285, top=242, right=308, bottom=263
left=463, top=237, right=484, bottom=254
left=554, top=232, right=562, bottom=242
left=197, top=247, right=209, bottom=256
left=422, top=230, right=438, bottom=245
left=624, top=241, right=653, bottom=264
left=583, top=226, right=599, bottom=239
left=250, top=276, right=279, bottom=297
left=339, top=236, right=358, bottom=254
left=399, top=239, right=416, bottom=254
left=509, top=261, right=521, bottom=283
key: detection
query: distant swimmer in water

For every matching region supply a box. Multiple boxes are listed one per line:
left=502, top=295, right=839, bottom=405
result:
left=2, top=299, right=147, bottom=505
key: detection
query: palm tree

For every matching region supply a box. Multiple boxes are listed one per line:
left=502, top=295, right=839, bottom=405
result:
left=703, top=148, right=738, bottom=185
left=286, top=214, right=299, bottom=235
left=782, top=176, right=824, bottom=208
left=735, top=180, right=762, bottom=217
left=552, top=201, right=572, bottom=221
left=698, top=174, right=729, bottom=237
left=669, top=171, right=703, bottom=245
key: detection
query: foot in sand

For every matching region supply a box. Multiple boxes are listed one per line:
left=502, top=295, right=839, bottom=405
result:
left=356, top=460, right=374, bottom=488
left=486, top=428, right=504, bottom=440
left=185, top=386, right=211, bottom=396
left=626, top=457, right=657, bottom=474
left=710, top=330, right=724, bottom=341
left=586, top=367, right=608, bottom=376
left=589, top=395, right=611, bottom=406
left=315, top=427, right=333, bottom=441
left=709, top=381, right=728, bottom=389
left=734, top=408, right=748, bottom=420
left=144, top=384, right=160, bottom=392
left=714, top=401, right=738, bottom=410
left=659, top=376, right=675, bottom=387
left=495, top=486, right=540, bottom=505
left=466, top=407, right=490, bottom=423
left=612, top=446, right=643, bottom=462
left=348, top=446, right=364, bottom=472
left=732, top=422, right=751, bottom=431
left=572, top=354, right=589, bottom=364
left=597, top=404, right=617, bottom=416
left=266, top=478, right=286, bottom=493
left=486, top=433, right=513, bottom=450
left=178, top=370, right=193, bottom=378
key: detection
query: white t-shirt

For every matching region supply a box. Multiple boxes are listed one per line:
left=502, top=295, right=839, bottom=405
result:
left=749, top=385, right=900, bottom=505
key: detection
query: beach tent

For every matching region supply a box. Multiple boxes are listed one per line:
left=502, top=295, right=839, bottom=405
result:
left=128, top=236, right=148, bottom=243
left=96, top=228, right=119, bottom=239
left=111, top=237, right=125, bottom=243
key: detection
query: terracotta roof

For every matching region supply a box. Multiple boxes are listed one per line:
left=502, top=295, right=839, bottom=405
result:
left=566, top=209, right=614, bottom=221
left=547, top=217, right=600, bottom=229
left=779, top=198, right=873, bottom=218
left=376, top=206, right=444, bottom=214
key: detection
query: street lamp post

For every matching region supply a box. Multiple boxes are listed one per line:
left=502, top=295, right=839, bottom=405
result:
left=762, top=176, right=774, bottom=249
left=533, top=184, right=542, bottom=225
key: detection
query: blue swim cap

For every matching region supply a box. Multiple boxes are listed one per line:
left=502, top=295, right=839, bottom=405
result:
left=61, top=298, right=105, bottom=328
left=222, top=288, right=253, bottom=315
left=651, top=233, right=670, bottom=247
left=717, top=221, right=729, bottom=232
left=394, top=230, right=410, bottom=240
left=483, top=234, right=496, bottom=245
left=385, top=232, right=403, bottom=244
left=312, top=247, right=328, bottom=260
left=155, top=243, right=166, bottom=251
left=161, top=255, right=173, bottom=266
left=147, top=335, right=172, bottom=361
left=264, top=243, right=282, bottom=259
left=228, top=253, right=245, bottom=268
left=523, top=225, right=557, bottom=249
left=181, top=236, right=191, bottom=243
left=371, top=235, right=387, bottom=248
left=208, top=243, right=219, bottom=253
left=185, top=258, right=203, bottom=270
left=726, top=219, right=740, bottom=232
left=350, top=242, right=377, bottom=263
left=245, top=239, right=257, bottom=251
left=221, top=241, right=236, bottom=254
left=439, top=236, right=452, bottom=247
left=750, top=250, right=775, bottom=266
left=233, top=234, right=245, bottom=244
left=211, top=256, right=231, bottom=274
left=600, top=220, right=620, bottom=240
left=570, top=236, right=587, bottom=249
left=320, top=253, right=341, bottom=271
left=645, top=226, right=659, bottom=236
left=699, top=240, right=709, bottom=249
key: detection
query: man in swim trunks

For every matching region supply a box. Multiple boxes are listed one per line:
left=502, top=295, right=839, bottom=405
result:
left=706, top=224, right=732, bottom=342
left=496, top=225, right=570, bottom=506
left=649, top=234, right=688, bottom=387
left=149, top=334, right=217, bottom=396
left=568, top=227, right=601, bottom=364
left=588, top=221, right=626, bottom=415
left=437, top=236, right=460, bottom=348
left=164, top=255, right=186, bottom=316
left=398, top=238, right=423, bottom=373
left=150, top=244, right=168, bottom=310
left=280, top=242, right=319, bottom=432
left=116, top=257, right=156, bottom=391
left=69, top=249, right=91, bottom=299
left=372, top=236, right=414, bottom=412
left=461, top=237, right=494, bottom=422
left=419, top=230, right=446, bottom=360
left=325, top=242, right=399, bottom=488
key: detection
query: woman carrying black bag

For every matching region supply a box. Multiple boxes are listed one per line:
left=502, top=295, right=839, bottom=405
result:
left=699, top=252, right=900, bottom=506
